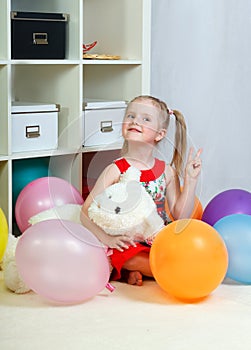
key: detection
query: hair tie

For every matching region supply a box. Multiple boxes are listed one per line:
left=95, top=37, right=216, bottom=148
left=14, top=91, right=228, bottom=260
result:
left=167, top=107, right=174, bottom=115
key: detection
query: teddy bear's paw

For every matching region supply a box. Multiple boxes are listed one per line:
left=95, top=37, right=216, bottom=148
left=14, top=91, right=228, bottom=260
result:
left=3, top=261, right=31, bottom=294
left=133, top=233, right=148, bottom=242
left=2, top=234, right=18, bottom=269
left=14, top=284, right=31, bottom=294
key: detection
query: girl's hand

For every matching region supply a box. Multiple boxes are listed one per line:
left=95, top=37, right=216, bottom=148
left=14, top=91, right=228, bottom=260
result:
left=104, top=234, right=136, bottom=252
left=185, top=147, right=202, bottom=180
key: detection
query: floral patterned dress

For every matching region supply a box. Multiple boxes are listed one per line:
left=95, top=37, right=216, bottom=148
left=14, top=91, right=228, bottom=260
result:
left=110, top=157, right=168, bottom=280
left=142, top=172, right=168, bottom=225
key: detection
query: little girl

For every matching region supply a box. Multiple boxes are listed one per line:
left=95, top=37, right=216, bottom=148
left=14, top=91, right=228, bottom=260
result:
left=81, top=95, right=202, bottom=286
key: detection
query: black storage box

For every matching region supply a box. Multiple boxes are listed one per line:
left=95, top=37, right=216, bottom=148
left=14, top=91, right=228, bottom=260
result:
left=11, top=11, right=68, bottom=59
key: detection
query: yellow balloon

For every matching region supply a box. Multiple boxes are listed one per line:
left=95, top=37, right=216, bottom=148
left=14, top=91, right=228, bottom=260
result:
left=0, top=208, right=8, bottom=261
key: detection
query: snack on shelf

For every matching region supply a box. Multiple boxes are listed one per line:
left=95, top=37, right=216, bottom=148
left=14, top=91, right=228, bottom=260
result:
left=83, top=53, right=121, bottom=60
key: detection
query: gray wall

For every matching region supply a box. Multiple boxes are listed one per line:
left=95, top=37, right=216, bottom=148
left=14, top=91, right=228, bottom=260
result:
left=151, top=0, right=251, bottom=206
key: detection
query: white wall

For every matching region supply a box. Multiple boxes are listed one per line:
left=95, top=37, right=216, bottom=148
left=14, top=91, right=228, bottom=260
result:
left=151, top=0, right=251, bottom=206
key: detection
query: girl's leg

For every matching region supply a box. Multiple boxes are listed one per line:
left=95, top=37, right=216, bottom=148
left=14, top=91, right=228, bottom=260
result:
left=122, top=251, right=153, bottom=286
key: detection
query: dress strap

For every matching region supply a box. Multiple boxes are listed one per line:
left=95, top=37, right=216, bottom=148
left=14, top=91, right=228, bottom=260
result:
left=114, top=157, right=166, bottom=182
left=114, top=158, right=130, bottom=173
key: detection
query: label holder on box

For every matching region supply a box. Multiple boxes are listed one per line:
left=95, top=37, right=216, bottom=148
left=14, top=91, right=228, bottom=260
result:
left=33, top=33, right=48, bottom=45
left=101, top=121, right=113, bottom=133
left=26, top=125, right=40, bottom=138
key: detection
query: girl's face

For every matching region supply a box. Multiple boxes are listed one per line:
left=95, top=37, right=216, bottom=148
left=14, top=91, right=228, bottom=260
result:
left=122, top=100, right=166, bottom=145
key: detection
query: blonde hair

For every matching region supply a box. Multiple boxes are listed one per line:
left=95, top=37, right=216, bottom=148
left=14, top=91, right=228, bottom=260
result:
left=121, top=95, right=187, bottom=177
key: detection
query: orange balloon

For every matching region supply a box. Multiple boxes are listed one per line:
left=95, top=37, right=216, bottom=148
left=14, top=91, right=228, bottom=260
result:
left=165, top=189, right=203, bottom=221
left=150, top=219, right=228, bottom=300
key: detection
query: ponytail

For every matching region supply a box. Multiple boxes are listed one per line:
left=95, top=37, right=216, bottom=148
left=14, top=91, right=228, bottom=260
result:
left=170, top=110, right=187, bottom=177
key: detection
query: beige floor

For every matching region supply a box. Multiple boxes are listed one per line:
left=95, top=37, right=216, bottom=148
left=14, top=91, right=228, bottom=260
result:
left=1, top=271, right=251, bottom=350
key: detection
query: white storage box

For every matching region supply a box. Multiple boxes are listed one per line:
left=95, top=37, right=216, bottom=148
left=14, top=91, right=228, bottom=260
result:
left=11, top=101, right=58, bottom=152
left=82, top=99, right=127, bottom=147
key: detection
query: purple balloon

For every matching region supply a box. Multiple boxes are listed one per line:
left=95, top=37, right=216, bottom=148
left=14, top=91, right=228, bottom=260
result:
left=15, top=220, right=110, bottom=304
left=202, top=189, right=251, bottom=226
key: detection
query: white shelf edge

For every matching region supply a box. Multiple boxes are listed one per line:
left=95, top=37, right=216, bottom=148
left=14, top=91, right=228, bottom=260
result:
left=0, top=142, right=122, bottom=162
left=8, top=59, right=141, bottom=65
left=0, top=149, right=123, bottom=162
left=82, top=142, right=123, bottom=153
left=11, top=59, right=81, bottom=65
left=9, top=148, right=80, bottom=160
left=82, top=59, right=142, bottom=65
left=0, top=155, right=9, bottom=161
left=0, top=144, right=123, bottom=160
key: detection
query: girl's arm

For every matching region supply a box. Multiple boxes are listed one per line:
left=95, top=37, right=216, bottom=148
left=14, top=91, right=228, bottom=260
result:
left=166, top=148, right=202, bottom=220
left=80, top=163, right=136, bottom=252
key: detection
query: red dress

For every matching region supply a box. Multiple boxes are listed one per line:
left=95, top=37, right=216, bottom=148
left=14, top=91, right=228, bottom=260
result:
left=110, top=157, right=168, bottom=280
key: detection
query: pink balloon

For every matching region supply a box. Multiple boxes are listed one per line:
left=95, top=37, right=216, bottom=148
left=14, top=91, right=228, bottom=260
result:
left=15, top=220, right=110, bottom=304
left=15, top=177, right=84, bottom=232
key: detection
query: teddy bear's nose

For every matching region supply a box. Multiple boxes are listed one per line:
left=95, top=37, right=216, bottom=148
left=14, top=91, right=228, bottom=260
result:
left=115, top=206, right=121, bottom=214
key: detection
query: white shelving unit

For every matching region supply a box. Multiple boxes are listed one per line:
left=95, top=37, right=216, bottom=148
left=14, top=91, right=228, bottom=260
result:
left=0, top=0, right=151, bottom=235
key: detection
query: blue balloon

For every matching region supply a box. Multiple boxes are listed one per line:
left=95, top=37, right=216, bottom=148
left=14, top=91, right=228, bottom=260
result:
left=214, top=214, right=251, bottom=284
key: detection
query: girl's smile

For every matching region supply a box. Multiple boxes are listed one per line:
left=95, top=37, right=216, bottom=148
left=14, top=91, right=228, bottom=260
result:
left=127, top=126, right=142, bottom=133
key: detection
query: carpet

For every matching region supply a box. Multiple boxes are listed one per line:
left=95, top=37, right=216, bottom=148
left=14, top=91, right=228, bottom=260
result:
left=1, top=271, right=251, bottom=350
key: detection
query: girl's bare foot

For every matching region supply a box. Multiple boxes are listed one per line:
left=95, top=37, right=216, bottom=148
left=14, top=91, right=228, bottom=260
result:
left=127, top=271, right=143, bottom=286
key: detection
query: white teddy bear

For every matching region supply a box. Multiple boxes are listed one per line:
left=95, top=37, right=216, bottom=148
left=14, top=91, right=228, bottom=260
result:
left=2, top=234, right=31, bottom=294
left=29, top=169, right=164, bottom=242
left=88, top=166, right=164, bottom=242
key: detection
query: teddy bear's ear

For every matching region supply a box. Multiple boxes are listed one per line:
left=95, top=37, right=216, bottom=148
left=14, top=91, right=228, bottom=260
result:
left=120, top=167, right=141, bottom=183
